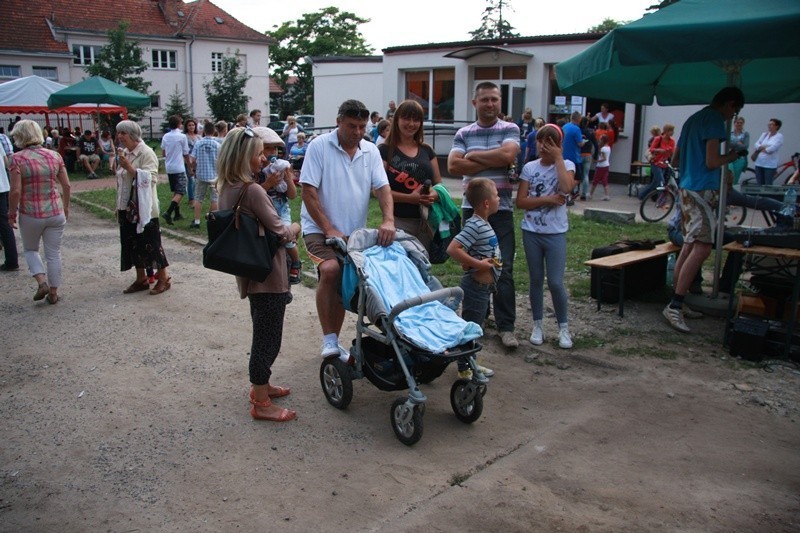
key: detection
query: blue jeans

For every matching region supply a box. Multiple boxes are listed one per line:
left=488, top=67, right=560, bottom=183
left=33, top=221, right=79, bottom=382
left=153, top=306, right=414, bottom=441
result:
left=0, top=191, right=18, bottom=268
left=461, top=208, right=516, bottom=332
left=755, top=166, right=776, bottom=186
left=638, top=164, right=664, bottom=200
left=522, top=230, right=569, bottom=324
left=580, top=154, right=593, bottom=196
left=458, top=273, right=494, bottom=370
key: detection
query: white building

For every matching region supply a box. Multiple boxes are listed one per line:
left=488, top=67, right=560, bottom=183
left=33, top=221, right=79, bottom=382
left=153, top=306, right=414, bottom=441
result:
left=0, top=0, right=273, bottom=133
left=311, top=35, right=799, bottom=178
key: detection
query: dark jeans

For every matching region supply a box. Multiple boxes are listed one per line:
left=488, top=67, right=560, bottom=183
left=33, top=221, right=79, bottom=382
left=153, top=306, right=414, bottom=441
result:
left=458, top=273, right=494, bottom=370
left=0, top=191, right=18, bottom=268
left=461, top=208, right=516, bottom=332
left=638, top=164, right=665, bottom=200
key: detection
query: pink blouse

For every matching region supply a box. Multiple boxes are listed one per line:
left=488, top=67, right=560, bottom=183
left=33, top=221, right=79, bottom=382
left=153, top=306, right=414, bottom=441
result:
left=10, top=146, right=65, bottom=218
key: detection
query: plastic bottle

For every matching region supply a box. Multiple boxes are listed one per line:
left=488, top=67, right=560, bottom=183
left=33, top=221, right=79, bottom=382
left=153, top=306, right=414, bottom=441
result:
left=263, top=155, right=290, bottom=176
left=666, top=253, right=676, bottom=285
left=780, top=187, right=797, bottom=218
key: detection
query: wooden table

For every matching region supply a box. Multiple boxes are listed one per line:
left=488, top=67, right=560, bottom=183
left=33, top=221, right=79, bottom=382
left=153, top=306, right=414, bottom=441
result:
left=723, top=242, right=800, bottom=358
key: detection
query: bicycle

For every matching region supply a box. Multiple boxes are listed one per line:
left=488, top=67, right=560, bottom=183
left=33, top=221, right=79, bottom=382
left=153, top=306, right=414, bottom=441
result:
left=639, top=163, right=747, bottom=225
left=639, top=163, right=679, bottom=222
left=739, top=151, right=799, bottom=187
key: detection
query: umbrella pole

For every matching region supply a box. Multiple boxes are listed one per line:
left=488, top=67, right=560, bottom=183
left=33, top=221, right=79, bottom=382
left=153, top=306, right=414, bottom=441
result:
left=711, top=118, right=731, bottom=298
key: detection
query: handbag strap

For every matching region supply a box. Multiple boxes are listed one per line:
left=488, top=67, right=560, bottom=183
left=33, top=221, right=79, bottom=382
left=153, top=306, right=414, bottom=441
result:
left=128, top=175, right=137, bottom=204
left=233, top=182, right=253, bottom=230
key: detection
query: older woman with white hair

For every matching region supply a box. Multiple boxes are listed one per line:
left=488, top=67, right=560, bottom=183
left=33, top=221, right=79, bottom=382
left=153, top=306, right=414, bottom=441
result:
left=115, top=120, right=171, bottom=295
left=8, top=119, right=71, bottom=303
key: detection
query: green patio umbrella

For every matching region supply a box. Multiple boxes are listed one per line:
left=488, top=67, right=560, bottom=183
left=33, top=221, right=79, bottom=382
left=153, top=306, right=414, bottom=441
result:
left=47, top=76, right=150, bottom=109
left=556, top=0, right=800, bottom=297
left=556, top=0, right=800, bottom=105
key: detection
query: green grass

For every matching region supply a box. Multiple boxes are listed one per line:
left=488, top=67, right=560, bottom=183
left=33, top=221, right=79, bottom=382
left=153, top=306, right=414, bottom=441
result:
left=74, top=187, right=668, bottom=294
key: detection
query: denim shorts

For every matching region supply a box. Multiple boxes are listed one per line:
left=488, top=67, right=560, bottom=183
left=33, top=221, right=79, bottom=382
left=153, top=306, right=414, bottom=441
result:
left=193, top=180, right=218, bottom=203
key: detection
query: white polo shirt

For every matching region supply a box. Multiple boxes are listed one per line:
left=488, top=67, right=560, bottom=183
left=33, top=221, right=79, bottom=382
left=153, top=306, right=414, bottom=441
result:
left=160, top=128, right=189, bottom=174
left=299, top=129, right=388, bottom=236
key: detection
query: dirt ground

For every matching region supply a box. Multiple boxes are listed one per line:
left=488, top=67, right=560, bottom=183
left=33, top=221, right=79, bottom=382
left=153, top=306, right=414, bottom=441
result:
left=1, top=203, right=799, bottom=532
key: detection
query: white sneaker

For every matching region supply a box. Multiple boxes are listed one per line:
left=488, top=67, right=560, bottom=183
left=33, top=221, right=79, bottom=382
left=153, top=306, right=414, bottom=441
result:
left=682, top=307, right=704, bottom=319
left=500, top=331, right=519, bottom=348
left=321, top=341, right=339, bottom=358
left=529, top=323, right=544, bottom=345
left=662, top=305, right=690, bottom=333
left=558, top=328, right=573, bottom=349
left=337, top=343, right=352, bottom=364
left=477, top=364, right=494, bottom=377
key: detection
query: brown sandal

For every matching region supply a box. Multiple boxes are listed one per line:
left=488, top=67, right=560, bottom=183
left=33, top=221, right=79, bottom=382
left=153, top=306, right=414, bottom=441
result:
left=149, top=277, right=172, bottom=295
left=34, top=282, right=50, bottom=301
left=46, top=293, right=59, bottom=304
left=250, top=385, right=291, bottom=400
left=123, top=279, right=150, bottom=294
left=249, top=397, right=296, bottom=422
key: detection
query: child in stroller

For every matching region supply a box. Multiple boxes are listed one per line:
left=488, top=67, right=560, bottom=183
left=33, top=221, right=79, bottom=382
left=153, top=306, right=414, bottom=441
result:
left=319, top=228, right=490, bottom=445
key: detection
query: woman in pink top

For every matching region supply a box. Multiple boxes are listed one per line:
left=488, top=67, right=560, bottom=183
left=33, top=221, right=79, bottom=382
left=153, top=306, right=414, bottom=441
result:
left=8, top=120, right=71, bottom=304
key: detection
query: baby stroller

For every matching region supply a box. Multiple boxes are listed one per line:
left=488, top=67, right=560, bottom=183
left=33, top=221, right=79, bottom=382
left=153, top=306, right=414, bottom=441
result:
left=319, top=228, right=489, bottom=446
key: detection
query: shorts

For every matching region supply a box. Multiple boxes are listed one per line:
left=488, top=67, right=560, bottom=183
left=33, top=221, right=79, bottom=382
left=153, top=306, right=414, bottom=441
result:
left=79, top=154, right=100, bottom=163
left=303, top=233, right=336, bottom=265
left=679, top=188, right=718, bottom=244
left=167, top=172, right=187, bottom=195
left=193, top=180, right=218, bottom=203
left=592, top=166, right=609, bottom=186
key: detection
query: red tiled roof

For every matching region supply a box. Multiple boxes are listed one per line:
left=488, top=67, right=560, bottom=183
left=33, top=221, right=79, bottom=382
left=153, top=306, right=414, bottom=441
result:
left=269, top=78, right=283, bottom=94
left=0, top=0, right=273, bottom=55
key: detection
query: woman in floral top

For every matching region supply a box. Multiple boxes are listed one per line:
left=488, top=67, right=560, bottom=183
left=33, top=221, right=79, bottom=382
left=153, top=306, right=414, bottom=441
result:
left=8, top=120, right=71, bottom=304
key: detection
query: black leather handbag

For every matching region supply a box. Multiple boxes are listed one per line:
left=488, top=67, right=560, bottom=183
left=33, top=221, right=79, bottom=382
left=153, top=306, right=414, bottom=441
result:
left=203, top=183, right=279, bottom=282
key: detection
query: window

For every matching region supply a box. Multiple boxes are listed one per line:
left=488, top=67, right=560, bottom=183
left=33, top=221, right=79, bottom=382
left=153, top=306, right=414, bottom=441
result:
left=152, top=50, right=176, bottom=70
left=32, top=66, right=58, bottom=81
left=211, top=52, right=223, bottom=73
left=150, top=95, right=160, bottom=109
left=73, top=45, right=100, bottom=65
left=404, top=68, right=455, bottom=121
left=0, top=65, right=20, bottom=78
left=474, top=65, right=526, bottom=81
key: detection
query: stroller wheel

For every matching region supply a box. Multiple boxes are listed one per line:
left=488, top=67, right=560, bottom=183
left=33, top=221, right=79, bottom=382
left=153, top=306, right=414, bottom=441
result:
left=450, top=379, right=484, bottom=424
left=390, top=398, right=424, bottom=446
left=320, top=358, right=353, bottom=409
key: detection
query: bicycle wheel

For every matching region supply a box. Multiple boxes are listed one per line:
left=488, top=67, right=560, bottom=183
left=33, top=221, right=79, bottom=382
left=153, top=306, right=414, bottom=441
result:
left=640, top=189, right=676, bottom=222
left=738, top=167, right=756, bottom=188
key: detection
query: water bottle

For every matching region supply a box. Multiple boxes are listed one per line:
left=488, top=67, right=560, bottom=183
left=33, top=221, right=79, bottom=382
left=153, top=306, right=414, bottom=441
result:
left=264, top=155, right=290, bottom=175
left=666, top=253, right=676, bottom=286
left=780, top=187, right=797, bottom=218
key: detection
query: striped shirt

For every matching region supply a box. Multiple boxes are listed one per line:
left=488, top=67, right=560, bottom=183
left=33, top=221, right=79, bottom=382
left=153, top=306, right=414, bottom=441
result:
left=450, top=120, right=519, bottom=211
left=9, top=146, right=64, bottom=218
left=454, top=215, right=501, bottom=281
left=190, top=136, right=220, bottom=183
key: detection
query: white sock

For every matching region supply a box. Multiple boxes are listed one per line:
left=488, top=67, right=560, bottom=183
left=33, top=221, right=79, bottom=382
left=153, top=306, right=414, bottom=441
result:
left=323, top=333, right=338, bottom=345
left=194, top=219, right=200, bottom=224
left=559, top=322, right=569, bottom=331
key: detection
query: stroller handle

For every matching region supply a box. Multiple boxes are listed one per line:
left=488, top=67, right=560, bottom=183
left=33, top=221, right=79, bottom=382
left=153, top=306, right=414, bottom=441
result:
left=325, top=236, right=348, bottom=254
left=388, top=287, right=464, bottom=321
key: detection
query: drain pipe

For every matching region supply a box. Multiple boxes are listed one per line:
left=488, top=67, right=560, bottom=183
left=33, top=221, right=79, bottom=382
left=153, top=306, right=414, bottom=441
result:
left=186, top=34, right=195, bottom=116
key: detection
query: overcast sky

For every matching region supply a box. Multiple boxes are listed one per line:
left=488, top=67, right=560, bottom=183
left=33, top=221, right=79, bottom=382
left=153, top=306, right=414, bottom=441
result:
left=210, top=0, right=657, bottom=51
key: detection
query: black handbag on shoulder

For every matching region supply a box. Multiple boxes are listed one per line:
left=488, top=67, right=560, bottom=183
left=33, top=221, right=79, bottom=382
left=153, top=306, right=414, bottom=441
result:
left=203, top=182, right=280, bottom=282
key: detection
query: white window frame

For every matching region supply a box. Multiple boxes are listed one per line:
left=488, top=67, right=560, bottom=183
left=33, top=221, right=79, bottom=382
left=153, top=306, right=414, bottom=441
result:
left=211, top=52, right=223, bottom=73
left=0, top=65, right=21, bottom=78
left=32, top=66, right=58, bottom=81
left=151, top=49, right=177, bottom=70
left=73, top=45, right=100, bottom=66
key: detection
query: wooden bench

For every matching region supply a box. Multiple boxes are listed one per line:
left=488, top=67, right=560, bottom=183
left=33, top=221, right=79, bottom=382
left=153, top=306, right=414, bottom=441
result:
left=584, top=242, right=680, bottom=317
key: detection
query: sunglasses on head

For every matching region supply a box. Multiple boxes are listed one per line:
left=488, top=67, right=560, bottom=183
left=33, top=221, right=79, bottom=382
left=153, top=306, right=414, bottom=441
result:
left=237, top=126, right=255, bottom=147
left=340, top=108, right=370, bottom=120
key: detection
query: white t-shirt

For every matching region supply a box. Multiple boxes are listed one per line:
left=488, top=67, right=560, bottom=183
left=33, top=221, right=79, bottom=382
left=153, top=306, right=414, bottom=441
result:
left=595, top=111, right=615, bottom=125
left=519, top=158, right=575, bottom=235
left=160, top=128, right=189, bottom=173
left=597, top=146, right=611, bottom=168
left=0, top=143, right=9, bottom=193
left=299, top=130, right=389, bottom=236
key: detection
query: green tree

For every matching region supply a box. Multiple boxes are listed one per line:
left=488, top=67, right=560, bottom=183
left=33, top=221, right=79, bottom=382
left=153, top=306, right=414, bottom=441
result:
left=470, top=0, right=520, bottom=40
left=268, top=7, right=373, bottom=114
left=160, top=86, right=190, bottom=133
left=203, top=53, right=250, bottom=122
left=85, top=21, right=153, bottom=120
left=587, top=18, right=625, bottom=33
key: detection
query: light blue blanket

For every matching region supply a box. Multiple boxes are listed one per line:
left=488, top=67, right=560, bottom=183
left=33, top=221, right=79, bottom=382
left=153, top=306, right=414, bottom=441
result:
left=362, top=242, right=482, bottom=352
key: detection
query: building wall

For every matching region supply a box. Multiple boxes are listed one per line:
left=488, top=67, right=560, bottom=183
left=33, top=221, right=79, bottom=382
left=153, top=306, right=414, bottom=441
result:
left=315, top=43, right=798, bottom=176
left=312, top=61, right=383, bottom=129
